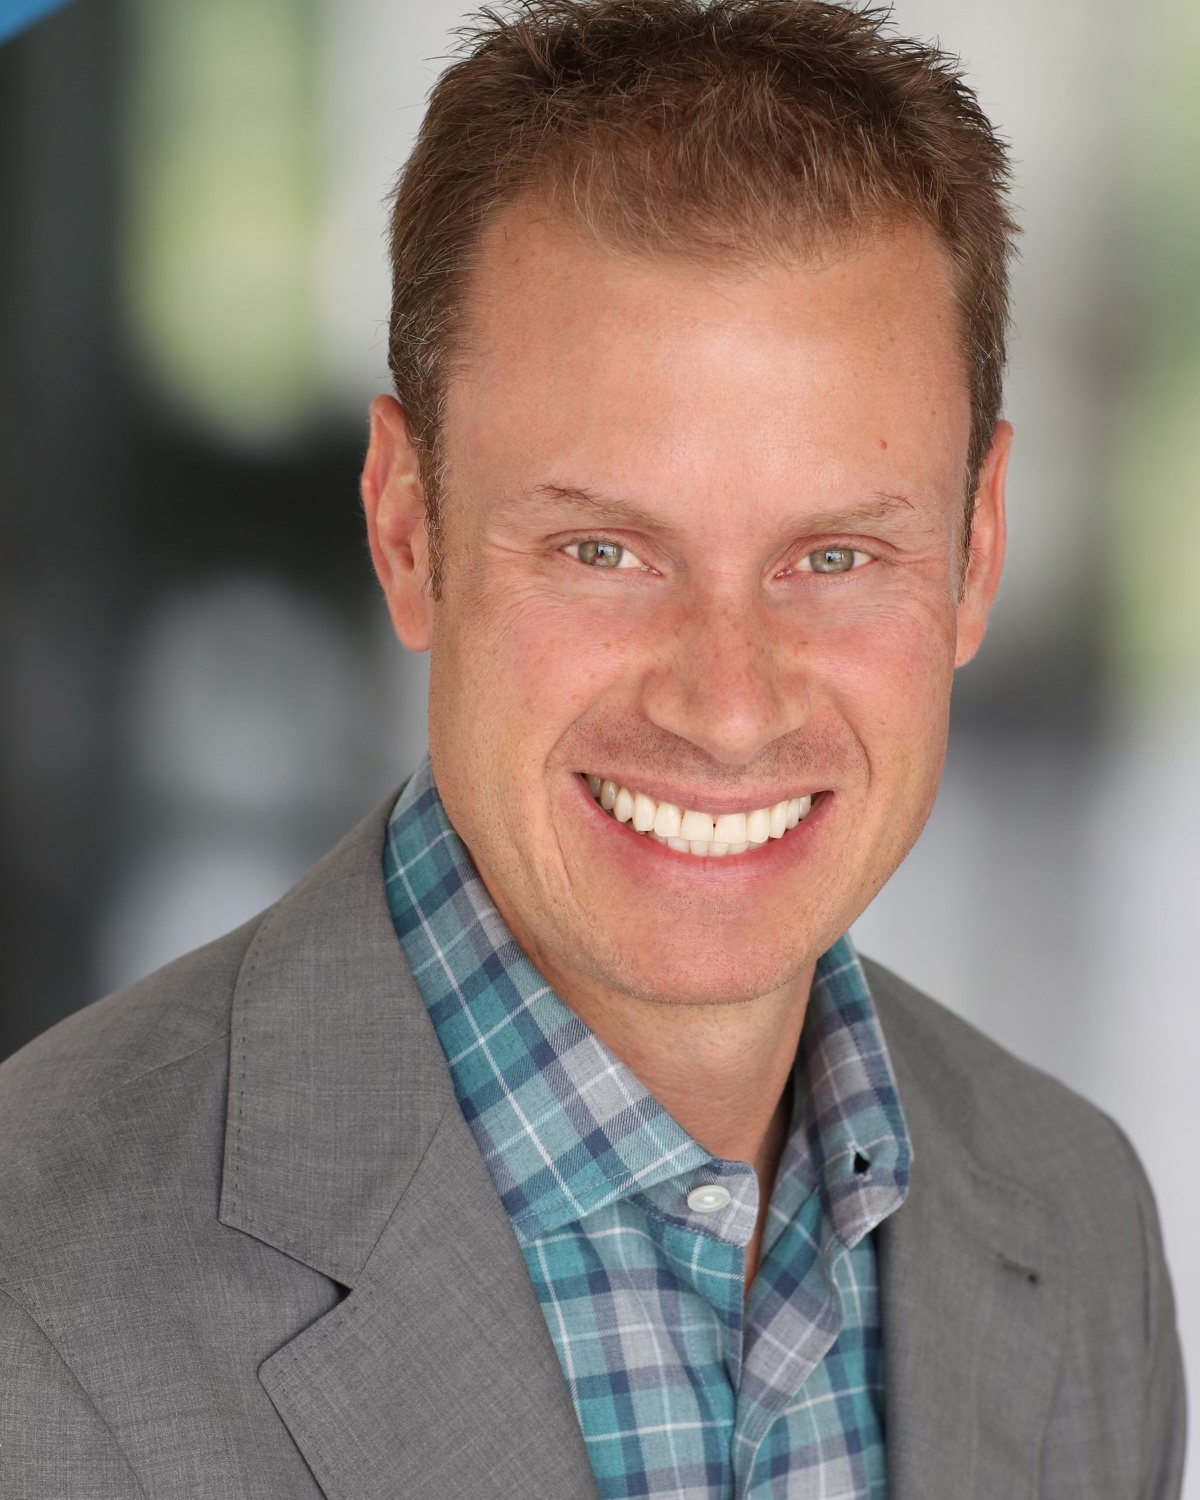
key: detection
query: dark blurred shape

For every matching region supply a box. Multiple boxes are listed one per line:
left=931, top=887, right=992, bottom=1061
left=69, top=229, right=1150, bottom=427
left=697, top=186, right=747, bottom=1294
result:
left=0, top=0, right=126, bottom=1059
left=0, top=1, right=406, bottom=1061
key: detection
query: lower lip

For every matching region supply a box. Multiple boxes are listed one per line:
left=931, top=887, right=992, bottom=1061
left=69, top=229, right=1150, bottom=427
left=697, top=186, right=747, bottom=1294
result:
left=574, top=776, right=830, bottom=884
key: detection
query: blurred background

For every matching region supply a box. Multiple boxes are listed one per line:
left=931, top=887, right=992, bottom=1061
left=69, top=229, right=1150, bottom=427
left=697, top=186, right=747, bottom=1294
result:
left=0, top=0, right=1196, bottom=1481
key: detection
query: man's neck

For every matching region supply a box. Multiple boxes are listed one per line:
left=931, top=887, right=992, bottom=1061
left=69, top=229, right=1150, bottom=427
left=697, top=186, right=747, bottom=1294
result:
left=515, top=927, right=815, bottom=1172
left=537, top=959, right=812, bottom=1291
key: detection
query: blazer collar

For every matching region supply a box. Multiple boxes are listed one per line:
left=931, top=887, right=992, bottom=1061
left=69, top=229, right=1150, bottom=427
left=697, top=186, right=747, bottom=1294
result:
left=220, top=796, right=598, bottom=1499
left=867, top=959, right=1067, bottom=1500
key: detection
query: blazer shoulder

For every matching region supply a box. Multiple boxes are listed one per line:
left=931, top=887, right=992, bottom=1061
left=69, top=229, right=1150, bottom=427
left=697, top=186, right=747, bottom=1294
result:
left=0, top=917, right=260, bottom=1177
left=861, top=954, right=1155, bottom=1212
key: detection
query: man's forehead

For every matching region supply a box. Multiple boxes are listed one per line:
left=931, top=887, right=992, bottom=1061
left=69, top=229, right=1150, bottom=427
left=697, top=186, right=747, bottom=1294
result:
left=446, top=202, right=971, bottom=502
left=461, top=196, right=962, bottom=355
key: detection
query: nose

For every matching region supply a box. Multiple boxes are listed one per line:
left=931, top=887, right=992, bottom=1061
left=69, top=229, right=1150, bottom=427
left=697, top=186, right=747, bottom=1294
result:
left=639, top=592, right=810, bottom=767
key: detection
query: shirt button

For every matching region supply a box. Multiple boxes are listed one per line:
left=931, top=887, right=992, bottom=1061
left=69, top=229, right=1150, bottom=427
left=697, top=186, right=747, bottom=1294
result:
left=687, top=1184, right=732, bottom=1214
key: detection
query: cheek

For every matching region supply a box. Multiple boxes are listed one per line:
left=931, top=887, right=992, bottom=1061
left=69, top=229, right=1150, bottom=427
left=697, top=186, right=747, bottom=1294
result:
left=438, top=568, right=650, bottom=750
left=801, top=594, right=957, bottom=764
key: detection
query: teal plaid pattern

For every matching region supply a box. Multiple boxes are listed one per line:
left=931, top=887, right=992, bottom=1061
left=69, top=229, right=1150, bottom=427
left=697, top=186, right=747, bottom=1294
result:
left=384, top=761, right=911, bottom=1499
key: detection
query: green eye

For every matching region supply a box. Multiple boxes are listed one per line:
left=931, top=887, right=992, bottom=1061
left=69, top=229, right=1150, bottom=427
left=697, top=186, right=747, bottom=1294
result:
left=808, top=548, right=858, bottom=574
left=577, top=539, right=624, bottom=568
left=568, top=538, right=645, bottom=569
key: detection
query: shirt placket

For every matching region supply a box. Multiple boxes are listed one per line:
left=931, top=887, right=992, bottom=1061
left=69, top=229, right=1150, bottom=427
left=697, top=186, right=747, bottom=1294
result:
left=638, top=1159, right=759, bottom=1386
left=735, top=1208, right=850, bottom=1495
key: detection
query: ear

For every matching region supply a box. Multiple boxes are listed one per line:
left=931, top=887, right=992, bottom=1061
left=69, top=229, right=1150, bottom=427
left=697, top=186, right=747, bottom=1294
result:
left=955, top=420, right=1012, bottom=668
left=362, top=395, right=434, bottom=652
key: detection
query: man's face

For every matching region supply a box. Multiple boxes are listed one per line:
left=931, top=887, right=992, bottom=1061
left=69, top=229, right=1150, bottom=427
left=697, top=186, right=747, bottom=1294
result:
left=366, top=205, right=1007, bottom=1011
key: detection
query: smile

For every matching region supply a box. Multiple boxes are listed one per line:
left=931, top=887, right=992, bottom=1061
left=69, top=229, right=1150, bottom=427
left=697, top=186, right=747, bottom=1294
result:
left=584, top=775, right=814, bottom=858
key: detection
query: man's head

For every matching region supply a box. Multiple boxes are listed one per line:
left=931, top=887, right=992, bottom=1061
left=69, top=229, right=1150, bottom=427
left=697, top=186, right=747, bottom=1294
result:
left=364, top=0, right=1015, bottom=1015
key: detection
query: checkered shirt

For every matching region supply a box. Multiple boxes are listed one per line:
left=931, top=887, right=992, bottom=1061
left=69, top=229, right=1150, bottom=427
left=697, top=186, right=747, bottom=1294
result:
left=384, top=761, right=911, bottom=1499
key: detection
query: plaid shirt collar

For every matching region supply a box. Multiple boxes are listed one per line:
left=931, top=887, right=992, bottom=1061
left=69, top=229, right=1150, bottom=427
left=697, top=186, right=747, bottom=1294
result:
left=385, top=760, right=910, bottom=1249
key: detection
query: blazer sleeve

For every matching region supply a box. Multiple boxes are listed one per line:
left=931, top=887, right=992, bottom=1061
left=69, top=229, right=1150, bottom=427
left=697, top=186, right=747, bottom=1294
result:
left=0, top=1290, right=145, bottom=1499
left=1126, top=1142, right=1188, bottom=1500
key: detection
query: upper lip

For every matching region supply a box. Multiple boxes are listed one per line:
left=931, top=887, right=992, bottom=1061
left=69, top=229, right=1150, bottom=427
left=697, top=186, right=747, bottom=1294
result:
left=579, top=771, right=827, bottom=814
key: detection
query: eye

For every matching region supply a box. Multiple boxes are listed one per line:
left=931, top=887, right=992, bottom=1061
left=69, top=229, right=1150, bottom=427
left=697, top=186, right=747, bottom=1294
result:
left=565, top=538, right=645, bottom=570
left=796, top=547, right=872, bottom=575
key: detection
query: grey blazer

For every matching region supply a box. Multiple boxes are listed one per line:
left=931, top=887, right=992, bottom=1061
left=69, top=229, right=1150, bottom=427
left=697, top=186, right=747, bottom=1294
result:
left=0, top=799, right=1185, bottom=1499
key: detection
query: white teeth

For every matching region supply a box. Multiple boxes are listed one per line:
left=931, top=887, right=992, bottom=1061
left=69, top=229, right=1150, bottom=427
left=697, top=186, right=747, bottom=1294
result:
left=713, top=811, right=746, bottom=844
left=632, top=791, right=657, bottom=832
left=587, top=775, right=817, bottom=859
left=746, top=807, right=771, bottom=845
left=680, top=808, right=715, bottom=841
left=653, top=802, right=683, bottom=838
left=788, top=796, right=811, bottom=828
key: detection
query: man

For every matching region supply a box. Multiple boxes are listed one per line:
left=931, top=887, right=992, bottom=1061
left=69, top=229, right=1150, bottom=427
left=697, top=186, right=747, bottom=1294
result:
left=0, top=1, right=1185, bottom=1496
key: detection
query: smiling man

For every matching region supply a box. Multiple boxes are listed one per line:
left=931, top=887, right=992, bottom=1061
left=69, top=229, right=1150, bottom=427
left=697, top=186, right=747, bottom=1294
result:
left=0, top=2, right=1186, bottom=1498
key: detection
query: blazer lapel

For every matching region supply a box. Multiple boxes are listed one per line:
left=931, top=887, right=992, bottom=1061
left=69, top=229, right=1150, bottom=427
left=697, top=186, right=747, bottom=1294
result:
left=258, top=1103, right=597, bottom=1500
left=219, top=798, right=598, bottom=1500
left=868, top=962, right=1067, bottom=1500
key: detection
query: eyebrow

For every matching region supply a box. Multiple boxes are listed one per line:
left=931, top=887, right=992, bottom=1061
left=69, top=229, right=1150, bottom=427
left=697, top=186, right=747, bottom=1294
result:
left=852, top=491, right=919, bottom=522
left=529, top=481, right=919, bottom=534
left=529, top=483, right=675, bottom=534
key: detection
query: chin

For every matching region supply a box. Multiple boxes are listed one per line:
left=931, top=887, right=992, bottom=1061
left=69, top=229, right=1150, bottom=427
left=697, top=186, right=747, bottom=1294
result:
left=586, top=941, right=817, bottom=1011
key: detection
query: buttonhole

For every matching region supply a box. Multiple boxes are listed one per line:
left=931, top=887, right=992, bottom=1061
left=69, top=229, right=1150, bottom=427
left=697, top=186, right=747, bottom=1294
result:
left=997, top=1252, right=1040, bottom=1285
left=852, top=1150, right=871, bottom=1176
